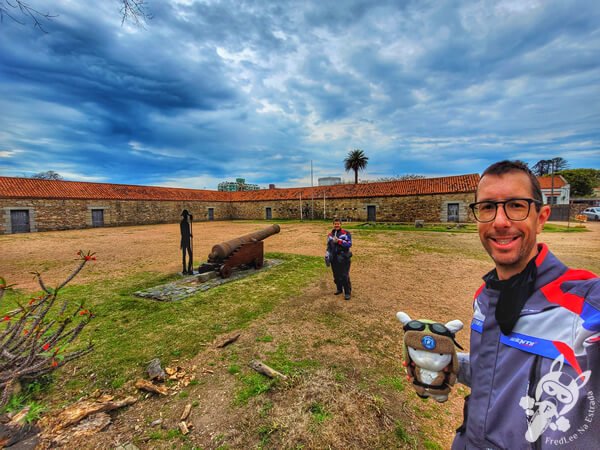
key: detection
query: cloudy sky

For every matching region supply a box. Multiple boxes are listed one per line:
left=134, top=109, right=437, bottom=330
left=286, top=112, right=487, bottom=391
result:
left=1, top=0, right=599, bottom=189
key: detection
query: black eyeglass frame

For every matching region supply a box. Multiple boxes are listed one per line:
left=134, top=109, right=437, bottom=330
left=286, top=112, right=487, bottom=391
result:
left=469, top=198, right=542, bottom=223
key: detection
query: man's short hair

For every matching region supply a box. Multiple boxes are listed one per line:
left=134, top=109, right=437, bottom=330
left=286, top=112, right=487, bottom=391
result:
left=479, top=160, right=543, bottom=207
left=333, top=217, right=341, bottom=223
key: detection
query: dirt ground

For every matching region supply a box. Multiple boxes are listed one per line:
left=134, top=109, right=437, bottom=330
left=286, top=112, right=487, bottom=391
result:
left=1, top=220, right=599, bottom=449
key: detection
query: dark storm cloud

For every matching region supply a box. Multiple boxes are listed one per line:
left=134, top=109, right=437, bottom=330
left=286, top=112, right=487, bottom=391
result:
left=0, top=0, right=598, bottom=187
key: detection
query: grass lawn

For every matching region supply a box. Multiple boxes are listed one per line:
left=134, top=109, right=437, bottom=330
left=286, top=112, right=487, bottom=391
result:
left=0, top=220, right=596, bottom=448
left=1, top=252, right=325, bottom=403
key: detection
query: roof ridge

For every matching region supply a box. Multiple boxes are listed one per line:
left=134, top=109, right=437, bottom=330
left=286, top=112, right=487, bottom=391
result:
left=0, top=176, right=215, bottom=193
left=0, top=173, right=481, bottom=201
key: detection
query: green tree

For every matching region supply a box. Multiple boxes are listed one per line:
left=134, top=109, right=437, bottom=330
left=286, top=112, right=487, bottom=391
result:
left=532, top=157, right=568, bottom=176
left=558, top=169, right=600, bottom=197
left=31, top=171, right=63, bottom=180
left=344, top=149, right=369, bottom=184
left=376, top=174, right=425, bottom=182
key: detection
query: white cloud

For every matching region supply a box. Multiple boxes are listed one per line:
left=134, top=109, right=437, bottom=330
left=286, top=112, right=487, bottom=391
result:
left=0, top=0, right=597, bottom=186
left=0, top=150, right=20, bottom=158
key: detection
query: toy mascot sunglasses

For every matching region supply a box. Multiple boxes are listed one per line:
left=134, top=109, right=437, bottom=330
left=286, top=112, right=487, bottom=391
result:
left=402, top=320, right=464, bottom=350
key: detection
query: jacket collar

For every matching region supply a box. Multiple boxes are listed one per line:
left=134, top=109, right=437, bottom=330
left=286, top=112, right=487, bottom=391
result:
left=480, top=243, right=568, bottom=312
left=532, top=243, right=567, bottom=291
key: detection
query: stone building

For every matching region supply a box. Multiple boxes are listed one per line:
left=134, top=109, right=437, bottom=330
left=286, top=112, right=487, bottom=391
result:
left=0, top=174, right=479, bottom=234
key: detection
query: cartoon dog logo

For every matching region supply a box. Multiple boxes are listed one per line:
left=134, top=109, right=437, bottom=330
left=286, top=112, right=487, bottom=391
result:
left=519, top=354, right=591, bottom=442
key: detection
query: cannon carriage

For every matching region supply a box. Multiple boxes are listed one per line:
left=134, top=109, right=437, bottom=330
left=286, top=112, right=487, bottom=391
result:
left=198, top=224, right=280, bottom=278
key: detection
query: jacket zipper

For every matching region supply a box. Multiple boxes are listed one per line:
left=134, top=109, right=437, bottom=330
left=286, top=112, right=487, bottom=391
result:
left=528, top=355, right=542, bottom=450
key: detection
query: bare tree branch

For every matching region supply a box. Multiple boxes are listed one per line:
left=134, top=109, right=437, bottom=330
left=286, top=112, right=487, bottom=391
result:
left=120, top=0, right=152, bottom=27
left=0, top=252, right=96, bottom=406
left=1, top=0, right=152, bottom=32
left=0, top=0, right=56, bottom=33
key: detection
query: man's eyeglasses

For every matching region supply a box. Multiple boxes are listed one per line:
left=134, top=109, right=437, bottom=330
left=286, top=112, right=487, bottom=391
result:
left=403, top=320, right=463, bottom=349
left=469, top=198, right=542, bottom=223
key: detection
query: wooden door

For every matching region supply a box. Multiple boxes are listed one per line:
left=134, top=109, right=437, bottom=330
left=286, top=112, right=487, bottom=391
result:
left=367, top=205, right=376, bottom=222
left=92, top=209, right=104, bottom=227
left=10, top=210, right=30, bottom=233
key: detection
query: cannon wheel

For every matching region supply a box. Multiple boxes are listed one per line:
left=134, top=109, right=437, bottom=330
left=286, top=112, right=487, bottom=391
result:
left=219, top=264, right=232, bottom=278
left=253, top=257, right=264, bottom=269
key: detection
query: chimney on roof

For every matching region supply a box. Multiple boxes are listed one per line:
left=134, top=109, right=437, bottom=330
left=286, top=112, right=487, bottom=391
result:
left=269, top=184, right=276, bottom=189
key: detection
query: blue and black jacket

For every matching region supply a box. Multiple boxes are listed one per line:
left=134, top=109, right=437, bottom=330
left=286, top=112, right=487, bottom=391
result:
left=327, top=228, right=352, bottom=259
left=453, top=244, right=599, bottom=449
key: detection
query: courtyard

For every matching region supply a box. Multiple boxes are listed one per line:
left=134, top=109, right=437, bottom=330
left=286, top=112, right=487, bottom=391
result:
left=1, top=220, right=598, bottom=449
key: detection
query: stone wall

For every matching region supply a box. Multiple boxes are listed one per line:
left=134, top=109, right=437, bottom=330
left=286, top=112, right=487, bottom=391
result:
left=230, top=193, right=475, bottom=223
left=0, top=192, right=476, bottom=234
left=0, top=199, right=233, bottom=234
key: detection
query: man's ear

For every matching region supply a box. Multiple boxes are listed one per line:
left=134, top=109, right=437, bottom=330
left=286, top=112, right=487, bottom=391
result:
left=536, top=205, right=551, bottom=234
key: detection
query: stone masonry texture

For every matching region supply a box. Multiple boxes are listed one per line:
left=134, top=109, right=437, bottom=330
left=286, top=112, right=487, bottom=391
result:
left=1, top=193, right=475, bottom=234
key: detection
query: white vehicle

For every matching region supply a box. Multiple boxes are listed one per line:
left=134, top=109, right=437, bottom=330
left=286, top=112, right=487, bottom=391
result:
left=582, top=207, right=600, bottom=220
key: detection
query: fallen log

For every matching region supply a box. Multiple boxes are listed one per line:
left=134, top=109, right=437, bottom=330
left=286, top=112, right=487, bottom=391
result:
left=248, top=360, right=287, bottom=380
left=178, top=421, right=189, bottom=435
left=51, top=413, right=111, bottom=446
left=180, top=403, right=192, bottom=421
left=0, top=409, right=40, bottom=449
left=49, top=396, right=137, bottom=432
left=135, top=379, right=168, bottom=396
left=215, top=332, right=241, bottom=348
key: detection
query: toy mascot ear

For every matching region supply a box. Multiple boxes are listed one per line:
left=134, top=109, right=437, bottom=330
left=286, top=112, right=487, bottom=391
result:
left=396, top=311, right=412, bottom=325
left=444, top=319, right=464, bottom=334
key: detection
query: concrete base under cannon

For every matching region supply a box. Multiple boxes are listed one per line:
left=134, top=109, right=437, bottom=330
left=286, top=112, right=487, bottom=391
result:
left=134, top=258, right=284, bottom=301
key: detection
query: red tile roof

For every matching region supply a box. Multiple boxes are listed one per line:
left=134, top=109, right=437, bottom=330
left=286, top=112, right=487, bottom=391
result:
left=0, top=177, right=230, bottom=201
left=537, top=176, right=567, bottom=189
left=231, top=174, right=480, bottom=201
left=0, top=174, right=480, bottom=202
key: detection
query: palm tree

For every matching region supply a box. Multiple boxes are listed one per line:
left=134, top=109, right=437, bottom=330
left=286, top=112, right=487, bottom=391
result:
left=344, top=149, right=369, bottom=184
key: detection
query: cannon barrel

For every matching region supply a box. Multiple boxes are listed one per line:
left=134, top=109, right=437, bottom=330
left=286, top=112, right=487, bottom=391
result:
left=209, top=224, right=280, bottom=261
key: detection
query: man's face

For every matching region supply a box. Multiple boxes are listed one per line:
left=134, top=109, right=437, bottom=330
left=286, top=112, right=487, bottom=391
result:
left=476, top=171, right=550, bottom=279
left=333, top=220, right=341, bottom=230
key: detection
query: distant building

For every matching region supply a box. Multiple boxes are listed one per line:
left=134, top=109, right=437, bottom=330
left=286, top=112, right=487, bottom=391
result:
left=318, top=177, right=342, bottom=186
left=1, top=173, right=481, bottom=233
left=218, top=178, right=260, bottom=192
left=537, top=175, right=570, bottom=205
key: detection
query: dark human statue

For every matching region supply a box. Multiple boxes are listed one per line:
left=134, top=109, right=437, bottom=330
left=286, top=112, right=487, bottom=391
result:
left=180, top=209, right=193, bottom=274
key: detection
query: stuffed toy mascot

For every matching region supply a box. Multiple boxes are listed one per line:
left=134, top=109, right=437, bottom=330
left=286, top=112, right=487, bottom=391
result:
left=396, top=311, right=464, bottom=403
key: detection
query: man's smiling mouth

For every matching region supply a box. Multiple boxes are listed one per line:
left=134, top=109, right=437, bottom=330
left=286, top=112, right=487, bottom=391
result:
left=490, top=236, right=520, bottom=245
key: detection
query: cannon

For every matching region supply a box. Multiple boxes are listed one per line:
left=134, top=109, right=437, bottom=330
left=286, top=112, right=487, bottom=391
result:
left=198, top=224, right=280, bottom=278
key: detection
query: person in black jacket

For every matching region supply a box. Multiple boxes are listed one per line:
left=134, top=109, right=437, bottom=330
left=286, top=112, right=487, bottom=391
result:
left=180, top=209, right=193, bottom=274
left=326, top=218, right=353, bottom=300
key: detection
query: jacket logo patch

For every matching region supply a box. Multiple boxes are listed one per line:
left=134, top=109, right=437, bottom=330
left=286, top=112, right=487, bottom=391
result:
left=509, top=337, right=536, bottom=347
left=519, top=355, right=594, bottom=444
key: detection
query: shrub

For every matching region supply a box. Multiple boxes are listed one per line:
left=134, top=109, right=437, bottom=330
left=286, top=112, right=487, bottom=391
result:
left=0, top=251, right=96, bottom=406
